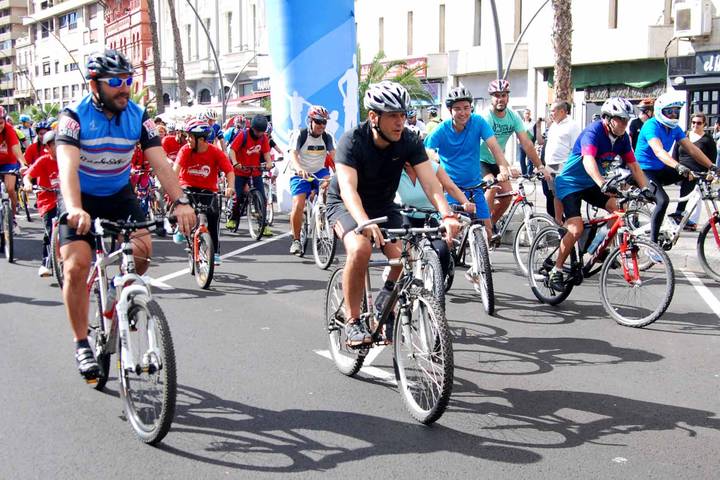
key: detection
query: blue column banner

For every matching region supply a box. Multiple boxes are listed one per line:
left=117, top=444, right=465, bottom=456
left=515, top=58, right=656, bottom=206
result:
left=266, top=0, right=358, bottom=150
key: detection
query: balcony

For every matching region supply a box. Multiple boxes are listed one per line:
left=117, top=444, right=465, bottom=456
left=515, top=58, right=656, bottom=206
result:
left=0, top=0, right=26, bottom=9
left=13, top=87, right=34, bottom=100
left=449, top=43, right=528, bottom=76
left=0, top=14, right=23, bottom=26
left=0, top=78, right=14, bottom=89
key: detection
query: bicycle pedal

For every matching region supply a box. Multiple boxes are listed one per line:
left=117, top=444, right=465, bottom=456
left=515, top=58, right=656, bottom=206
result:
left=84, top=377, right=99, bottom=385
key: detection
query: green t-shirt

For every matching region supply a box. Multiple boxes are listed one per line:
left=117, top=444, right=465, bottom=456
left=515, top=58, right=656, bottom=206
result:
left=479, top=108, right=526, bottom=164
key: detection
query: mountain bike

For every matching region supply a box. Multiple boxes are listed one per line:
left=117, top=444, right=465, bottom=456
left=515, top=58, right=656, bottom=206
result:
left=226, top=166, right=267, bottom=240
left=18, top=186, right=32, bottom=222
left=527, top=187, right=675, bottom=327
left=298, top=173, right=337, bottom=269
left=30, top=186, right=64, bottom=286
left=0, top=170, right=18, bottom=262
left=263, top=168, right=277, bottom=227
left=324, top=217, right=453, bottom=424
left=184, top=191, right=220, bottom=289
left=133, top=169, right=166, bottom=236
left=77, top=214, right=176, bottom=445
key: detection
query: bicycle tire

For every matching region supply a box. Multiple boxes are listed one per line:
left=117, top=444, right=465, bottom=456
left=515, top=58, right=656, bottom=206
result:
left=325, top=267, right=366, bottom=376
left=599, top=238, right=674, bottom=327
left=265, top=183, right=275, bottom=226
left=299, top=206, right=310, bottom=257
left=3, top=200, right=13, bottom=262
left=194, top=231, right=215, bottom=289
left=247, top=189, right=266, bottom=241
left=312, top=205, right=337, bottom=270
left=393, top=293, right=453, bottom=425
left=87, top=285, right=111, bottom=391
left=50, top=224, right=64, bottom=288
left=697, top=219, right=720, bottom=282
left=20, top=190, right=31, bottom=222
left=469, top=228, right=494, bottom=315
left=527, top=226, right=575, bottom=305
left=118, top=299, right=176, bottom=445
left=417, top=240, right=446, bottom=311
left=444, top=255, right=455, bottom=293
left=512, top=213, right=556, bottom=276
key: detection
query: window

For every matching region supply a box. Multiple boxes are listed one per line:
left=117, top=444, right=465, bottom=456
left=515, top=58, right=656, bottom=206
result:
left=474, top=0, right=482, bottom=46
left=204, top=18, right=211, bottom=57
left=407, top=12, right=413, bottom=56
left=40, top=20, right=52, bottom=38
left=226, top=12, right=232, bottom=53
left=185, top=25, right=191, bottom=61
left=62, top=85, right=68, bottom=98
left=53, top=87, right=59, bottom=99
left=88, top=3, right=97, bottom=19
left=59, top=14, right=67, bottom=29
left=163, top=93, right=170, bottom=106
left=439, top=4, right=446, bottom=53
left=378, top=17, right=384, bottom=53
left=44, top=88, right=50, bottom=99
left=68, top=12, right=77, bottom=30
left=55, top=61, right=59, bottom=74
left=42, top=62, right=50, bottom=75
left=199, top=88, right=211, bottom=104
left=71, top=84, right=79, bottom=98
left=35, top=65, right=39, bottom=76
left=609, top=0, right=618, bottom=29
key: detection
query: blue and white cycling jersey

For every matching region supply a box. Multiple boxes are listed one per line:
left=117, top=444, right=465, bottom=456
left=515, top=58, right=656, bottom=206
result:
left=56, top=94, right=161, bottom=196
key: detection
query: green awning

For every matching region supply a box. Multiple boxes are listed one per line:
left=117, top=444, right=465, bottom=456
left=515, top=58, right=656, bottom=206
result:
left=546, top=60, right=667, bottom=89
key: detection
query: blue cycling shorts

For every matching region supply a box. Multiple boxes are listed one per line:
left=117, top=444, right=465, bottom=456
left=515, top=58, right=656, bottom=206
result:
left=290, top=167, right=331, bottom=197
left=446, top=187, right=491, bottom=220
left=0, top=163, right=20, bottom=174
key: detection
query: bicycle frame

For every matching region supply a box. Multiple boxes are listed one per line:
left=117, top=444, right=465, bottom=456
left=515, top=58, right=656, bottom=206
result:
left=494, top=176, right=540, bottom=239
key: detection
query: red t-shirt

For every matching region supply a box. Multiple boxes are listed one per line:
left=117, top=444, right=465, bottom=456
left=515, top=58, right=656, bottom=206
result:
left=174, top=144, right=232, bottom=192
left=24, top=142, right=49, bottom=166
left=131, top=145, right=149, bottom=170
left=26, top=153, right=59, bottom=215
left=162, top=135, right=184, bottom=160
left=0, top=124, right=20, bottom=165
left=229, top=130, right=270, bottom=177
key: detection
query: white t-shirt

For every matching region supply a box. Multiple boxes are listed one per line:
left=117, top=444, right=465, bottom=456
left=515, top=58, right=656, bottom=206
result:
left=290, top=129, right=335, bottom=173
left=545, top=116, right=581, bottom=168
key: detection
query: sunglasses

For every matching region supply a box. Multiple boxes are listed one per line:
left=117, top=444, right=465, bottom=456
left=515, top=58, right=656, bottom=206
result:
left=663, top=107, right=681, bottom=117
left=313, top=119, right=327, bottom=125
left=691, top=120, right=705, bottom=125
left=97, top=76, right=133, bottom=88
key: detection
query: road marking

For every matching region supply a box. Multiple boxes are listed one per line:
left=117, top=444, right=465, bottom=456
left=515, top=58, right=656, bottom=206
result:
left=154, top=232, right=291, bottom=284
left=314, top=347, right=396, bottom=384
left=681, top=269, right=720, bottom=318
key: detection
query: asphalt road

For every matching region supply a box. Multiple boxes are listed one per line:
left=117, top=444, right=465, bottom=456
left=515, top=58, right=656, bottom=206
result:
left=1, top=210, right=719, bottom=479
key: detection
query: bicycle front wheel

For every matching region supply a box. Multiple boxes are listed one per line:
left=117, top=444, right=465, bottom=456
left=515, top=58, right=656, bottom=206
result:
left=3, top=200, right=13, bottom=262
left=312, top=206, right=337, bottom=270
left=698, top=218, right=720, bottom=282
left=394, top=294, right=453, bottom=425
left=20, top=190, right=31, bottom=222
left=247, top=189, right=266, bottom=240
left=468, top=228, right=494, bottom=315
left=527, top=226, right=575, bottom=305
left=194, top=231, right=215, bottom=289
left=87, top=285, right=111, bottom=391
left=299, top=207, right=310, bottom=257
left=600, top=238, right=674, bottom=327
left=50, top=224, right=64, bottom=288
left=513, top=213, right=556, bottom=276
left=265, top=183, right=275, bottom=226
left=325, top=267, right=366, bottom=376
left=118, top=299, right=176, bottom=445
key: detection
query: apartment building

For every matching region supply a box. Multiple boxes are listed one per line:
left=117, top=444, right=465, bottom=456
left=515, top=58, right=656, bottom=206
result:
left=0, top=0, right=27, bottom=112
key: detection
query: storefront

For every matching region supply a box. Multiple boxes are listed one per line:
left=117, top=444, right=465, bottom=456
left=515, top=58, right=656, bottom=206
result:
left=670, top=51, right=720, bottom=128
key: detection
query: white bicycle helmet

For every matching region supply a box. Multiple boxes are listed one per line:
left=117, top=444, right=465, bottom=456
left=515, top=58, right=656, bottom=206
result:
left=364, top=81, right=411, bottom=113
left=654, top=92, right=685, bottom=128
left=201, top=109, right=218, bottom=121
left=488, top=79, right=511, bottom=94
left=600, top=97, right=634, bottom=121
left=445, top=86, right=473, bottom=108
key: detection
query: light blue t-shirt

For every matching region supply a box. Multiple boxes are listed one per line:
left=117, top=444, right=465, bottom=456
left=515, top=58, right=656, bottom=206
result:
left=424, top=114, right=495, bottom=188
left=635, top=117, right=686, bottom=171
left=395, top=161, right=440, bottom=215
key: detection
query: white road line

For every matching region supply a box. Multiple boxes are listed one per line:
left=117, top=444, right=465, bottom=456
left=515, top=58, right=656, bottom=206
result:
left=314, top=348, right=396, bottom=384
left=154, top=231, right=291, bottom=284
left=681, top=269, right=720, bottom=318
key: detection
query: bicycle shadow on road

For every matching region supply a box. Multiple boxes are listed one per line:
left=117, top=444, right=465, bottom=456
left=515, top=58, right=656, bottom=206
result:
left=204, top=272, right=327, bottom=296
left=0, top=292, right=62, bottom=307
left=159, top=384, right=542, bottom=472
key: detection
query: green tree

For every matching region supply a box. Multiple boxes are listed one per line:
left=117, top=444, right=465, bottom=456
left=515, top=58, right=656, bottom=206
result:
left=358, top=51, right=433, bottom=120
left=131, top=87, right=158, bottom=118
left=24, top=103, right=60, bottom=122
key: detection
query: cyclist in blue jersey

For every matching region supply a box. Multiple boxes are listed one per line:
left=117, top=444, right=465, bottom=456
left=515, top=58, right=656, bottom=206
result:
left=635, top=92, right=716, bottom=244
left=56, top=49, right=196, bottom=381
left=550, top=97, right=652, bottom=290
left=424, top=86, right=509, bottom=239
left=201, top=109, right=225, bottom=151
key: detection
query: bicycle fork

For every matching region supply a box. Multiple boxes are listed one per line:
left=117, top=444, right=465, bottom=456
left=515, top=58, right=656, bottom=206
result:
left=114, top=277, right=161, bottom=375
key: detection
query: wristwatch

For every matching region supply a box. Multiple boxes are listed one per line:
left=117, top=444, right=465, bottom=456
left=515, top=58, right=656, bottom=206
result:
left=172, top=194, right=191, bottom=208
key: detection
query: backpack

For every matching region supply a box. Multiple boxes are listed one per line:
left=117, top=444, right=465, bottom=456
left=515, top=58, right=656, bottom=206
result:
left=230, top=128, right=250, bottom=150
left=295, top=128, right=333, bottom=152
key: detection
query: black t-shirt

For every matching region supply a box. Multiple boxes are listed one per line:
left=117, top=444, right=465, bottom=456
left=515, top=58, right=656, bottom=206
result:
left=327, top=120, right=428, bottom=213
left=672, top=132, right=717, bottom=172
left=629, top=118, right=644, bottom=150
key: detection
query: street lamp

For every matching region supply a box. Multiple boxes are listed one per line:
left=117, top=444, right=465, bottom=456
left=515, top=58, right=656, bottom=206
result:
left=22, top=15, right=87, bottom=87
left=222, top=52, right=268, bottom=116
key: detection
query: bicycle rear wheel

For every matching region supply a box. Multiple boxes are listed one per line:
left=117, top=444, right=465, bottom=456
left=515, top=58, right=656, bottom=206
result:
left=394, top=294, right=453, bottom=425
left=468, top=228, right=494, bottom=315
left=698, top=218, right=720, bottom=282
left=20, top=190, right=31, bottom=222
left=312, top=206, right=337, bottom=270
left=527, top=226, right=575, bottom=305
left=118, top=299, right=176, bottom=445
left=3, top=200, right=13, bottom=262
left=325, top=267, right=366, bottom=376
left=194, top=231, right=215, bottom=289
left=50, top=224, right=64, bottom=288
left=87, top=284, right=111, bottom=391
left=600, top=238, right=674, bottom=327
left=444, top=255, right=455, bottom=292
left=513, top=213, right=556, bottom=276
left=247, top=189, right=266, bottom=240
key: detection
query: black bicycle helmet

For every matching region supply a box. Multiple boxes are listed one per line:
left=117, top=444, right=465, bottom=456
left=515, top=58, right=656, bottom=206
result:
left=86, top=49, right=134, bottom=80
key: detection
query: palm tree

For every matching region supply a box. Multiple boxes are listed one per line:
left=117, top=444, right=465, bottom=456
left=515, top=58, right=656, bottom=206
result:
left=131, top=86, right=158, bottom=118
left=167, top=0, right=188, bottom=106
left=358, top=51, right=433, bottom=120
left=551, top=0, right=573, bottom=102
left=25, top=103, right=60, bottom=122
left=146, top=0, right=165, bottom=114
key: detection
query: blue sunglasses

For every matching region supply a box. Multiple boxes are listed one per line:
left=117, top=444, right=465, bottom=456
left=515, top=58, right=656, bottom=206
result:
left=97, top=76, right=133, bottom=88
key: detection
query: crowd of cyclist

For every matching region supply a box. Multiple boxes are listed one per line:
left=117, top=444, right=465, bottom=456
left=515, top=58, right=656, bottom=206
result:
left=2, top=47, right=717, bottom=378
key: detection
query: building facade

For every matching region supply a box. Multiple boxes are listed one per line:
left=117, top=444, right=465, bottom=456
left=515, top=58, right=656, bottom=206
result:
left=104, top=0, right=152, bottom=98
left=1, top=0, right=27, bottom=112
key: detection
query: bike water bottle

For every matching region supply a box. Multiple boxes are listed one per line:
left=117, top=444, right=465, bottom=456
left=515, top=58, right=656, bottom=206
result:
left=104, top=284, right=117, bottom=319
left=587, top=225, right=608, bottom=254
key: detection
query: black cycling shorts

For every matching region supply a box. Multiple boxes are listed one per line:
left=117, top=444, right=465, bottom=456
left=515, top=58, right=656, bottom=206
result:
left=327, top=201, right=403, bottom=240
left=59, top=184, right=146, bottom=248
left=480, top=161, right=501, bottom=178
left=560, top=185, right=611, bottom=220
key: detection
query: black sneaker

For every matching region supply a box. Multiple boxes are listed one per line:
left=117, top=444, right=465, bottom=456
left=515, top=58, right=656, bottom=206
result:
left=75, top=347, right=100, bottom=380
left=548, top=269, right=565, bottom=292
left=345, top=320, right=371, bottom=346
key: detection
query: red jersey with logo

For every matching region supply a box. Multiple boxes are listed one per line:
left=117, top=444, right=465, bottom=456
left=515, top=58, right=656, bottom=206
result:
left=26, top=153, right=59, bottom=215
left=0, top=124, right=20, bottom=165
left=162, top=135, right=184, bottom=160
left=174, top=144, right=232, bottom=192
left=229, top=130, right=270, bottom=177
left=24, top=142, right=49, bottom=166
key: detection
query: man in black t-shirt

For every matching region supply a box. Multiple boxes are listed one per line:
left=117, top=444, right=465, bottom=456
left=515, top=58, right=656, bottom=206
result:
left=629, top=98, right=654, bottom=150
left=327, top=81, right=460, bottom=346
